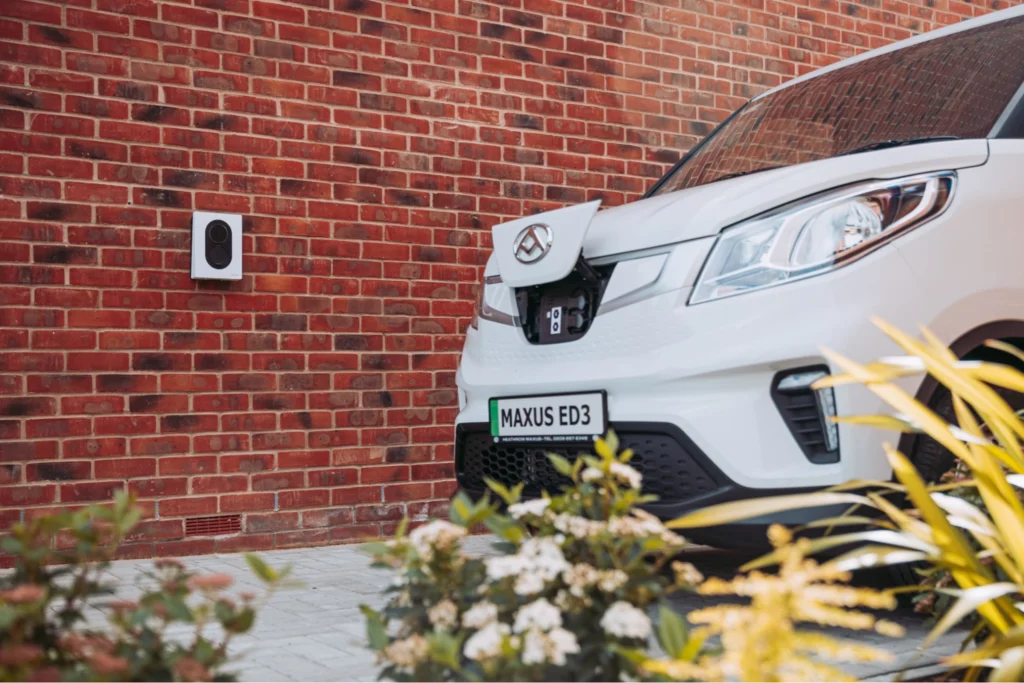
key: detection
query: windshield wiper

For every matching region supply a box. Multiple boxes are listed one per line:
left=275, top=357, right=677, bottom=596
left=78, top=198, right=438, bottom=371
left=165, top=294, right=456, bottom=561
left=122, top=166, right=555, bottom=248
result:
left=713, top=165, right=787, bottom=183
left=837, top=136, right=961, bottom=157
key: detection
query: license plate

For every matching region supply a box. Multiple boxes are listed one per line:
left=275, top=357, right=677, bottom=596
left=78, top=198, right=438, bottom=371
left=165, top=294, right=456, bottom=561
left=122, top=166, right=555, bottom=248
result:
left=489, top=391, right=607, bottom=443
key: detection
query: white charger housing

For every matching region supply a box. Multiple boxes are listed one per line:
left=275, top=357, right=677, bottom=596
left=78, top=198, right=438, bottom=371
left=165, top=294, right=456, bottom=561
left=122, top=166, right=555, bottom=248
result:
left=191, top=212, right=242, bottom=281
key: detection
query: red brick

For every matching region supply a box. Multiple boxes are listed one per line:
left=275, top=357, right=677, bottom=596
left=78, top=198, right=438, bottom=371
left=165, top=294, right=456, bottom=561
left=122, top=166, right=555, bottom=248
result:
left=158, top=455, right=217, bottom=475
left=130, top=435, right=190, bottom=456
left=94, top=415, right=156, bottom=436
left=61, top=394, right=125, bottom=414
left=159, top=496, right=218, bottom=517
left=0, top=440, right=56, bottom=462
left=278, top=489, right=331, bottom=510
left=63, top=437, right=126, bottom=459
left=0, top=484, right=56, bottom=506
left=221, top=493, right=275, bottom=512
left=192, top=474, right=248, bottom=494
left=130, top=477, right=187, bottom=498
left=94, top=457, right=156, bottom=478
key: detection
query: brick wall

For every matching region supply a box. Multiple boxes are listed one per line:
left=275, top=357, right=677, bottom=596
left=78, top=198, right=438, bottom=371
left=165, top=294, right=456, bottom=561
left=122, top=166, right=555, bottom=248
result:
left=0, top=0, right=1015, bottom=559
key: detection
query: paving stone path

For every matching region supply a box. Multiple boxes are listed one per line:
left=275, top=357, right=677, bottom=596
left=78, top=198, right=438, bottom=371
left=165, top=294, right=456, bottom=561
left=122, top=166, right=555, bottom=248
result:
left=94, top=537, right=963, bottom=682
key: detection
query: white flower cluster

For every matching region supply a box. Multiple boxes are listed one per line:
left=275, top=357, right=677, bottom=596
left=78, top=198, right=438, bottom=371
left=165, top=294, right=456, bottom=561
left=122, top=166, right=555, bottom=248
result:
left=562, top=563, right=628, bottom=597
left=463, top=621, right=510, bottom=661
left=513, top=597, right=561, bottom=633
left=462, top=601, right=498, bottom=629
left=408, top=519, right=466, bottom=562
left=598, top=569, right=629, bottom=592
left=485, top=537, right=569, bottom=596
left=514, top=598, right=580, bottom=666
left=580, top=462, right=643, bottom=490
left=552, top=513, right=604, bottom=540
left=382, top=634, right=429, bottom=672
left=507, top=498, right=550, bottom=519
left=427, top=599, right=458, bottom=631
left=609, top=462, right=643, bottom=489
left=600, top=602, right=652, bottom=640
left=608, top=510, right=685, bottom=546
left=522, top=627, right=580, bottom=666
left=672, top=560, right=704, bottom=586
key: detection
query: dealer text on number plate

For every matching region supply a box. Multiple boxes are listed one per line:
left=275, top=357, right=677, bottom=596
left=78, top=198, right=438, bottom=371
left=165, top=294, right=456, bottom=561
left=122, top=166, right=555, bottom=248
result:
left=489, top=392, right=606, bottom=442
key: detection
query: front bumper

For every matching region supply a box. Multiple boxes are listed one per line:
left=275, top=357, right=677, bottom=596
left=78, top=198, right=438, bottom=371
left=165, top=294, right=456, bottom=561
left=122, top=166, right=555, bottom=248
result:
left=454, top=420, right=840, bottom=549
left=456, top=421, right=728, bottom=514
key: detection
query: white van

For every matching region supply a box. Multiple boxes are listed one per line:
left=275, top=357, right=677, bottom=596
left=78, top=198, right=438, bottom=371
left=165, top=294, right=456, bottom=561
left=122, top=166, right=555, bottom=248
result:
left=455, top=7, right=1024, bottom=546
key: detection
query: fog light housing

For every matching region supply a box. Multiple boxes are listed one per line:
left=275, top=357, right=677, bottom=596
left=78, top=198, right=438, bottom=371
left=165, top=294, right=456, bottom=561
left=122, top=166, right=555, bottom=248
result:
left=772, top=367, right=839, bottom=464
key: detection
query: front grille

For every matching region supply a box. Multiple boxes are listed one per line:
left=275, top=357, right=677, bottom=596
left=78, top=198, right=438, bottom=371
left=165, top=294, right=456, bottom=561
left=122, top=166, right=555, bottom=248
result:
left=457, top=425, right=723, bottom=502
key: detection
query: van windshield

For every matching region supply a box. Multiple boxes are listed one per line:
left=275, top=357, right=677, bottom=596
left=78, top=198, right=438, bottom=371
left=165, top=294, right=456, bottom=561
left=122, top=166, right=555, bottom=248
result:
left=651, top=16, right=1024, bottom=196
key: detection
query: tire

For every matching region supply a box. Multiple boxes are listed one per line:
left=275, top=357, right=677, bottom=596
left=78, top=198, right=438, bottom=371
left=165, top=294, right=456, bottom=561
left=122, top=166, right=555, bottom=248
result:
left=887, top=379, right=1024, bottom=588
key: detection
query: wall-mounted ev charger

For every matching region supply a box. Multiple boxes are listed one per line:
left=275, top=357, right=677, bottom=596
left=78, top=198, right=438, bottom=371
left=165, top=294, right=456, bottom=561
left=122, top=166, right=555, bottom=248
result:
left=191, top=212, right=242, bottom=281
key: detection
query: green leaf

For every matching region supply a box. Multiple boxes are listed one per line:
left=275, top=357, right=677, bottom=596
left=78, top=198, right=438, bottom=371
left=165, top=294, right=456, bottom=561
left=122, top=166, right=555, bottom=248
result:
left=484, top=515, right=524, bottom=544
left=484, top=478, right=516, bottom=505
left=427, top=631, right=462, bottom=669
left=450, top=493, right=472, bottom=526
left=228, top=606, right=256, bottom=634
left=362, top=541, right=393, bottom=558
left=656, top=604, right=689, bottom=659
left=360, top=605, right=390, bottom=650
left=0, top=536, right=22, bottom=554
left=119, top=508, right=142, bottom=535
left=214, top=600, right=234, bottom=624
left=164, top=596, right=193, bottom=622
left=194, top=638, right=215, bottom=664
left=0, top=605, right=17, bottom=629
left=547, top=453, right=575, bottom=477
left=611, top=645, right=648, bottom=665
left=245, top=553, right=277, bottom=583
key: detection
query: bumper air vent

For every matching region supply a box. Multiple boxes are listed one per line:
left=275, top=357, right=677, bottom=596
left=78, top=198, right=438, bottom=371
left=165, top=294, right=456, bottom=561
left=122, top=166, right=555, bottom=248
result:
left=771, top=366, right=840, bottom=464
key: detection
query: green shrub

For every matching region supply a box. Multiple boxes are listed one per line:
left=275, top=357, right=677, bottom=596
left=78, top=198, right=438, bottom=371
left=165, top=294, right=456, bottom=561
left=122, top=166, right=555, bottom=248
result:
left=361, top=433, right=898, bottom=682
left=0, top=491, right=288, bottom=682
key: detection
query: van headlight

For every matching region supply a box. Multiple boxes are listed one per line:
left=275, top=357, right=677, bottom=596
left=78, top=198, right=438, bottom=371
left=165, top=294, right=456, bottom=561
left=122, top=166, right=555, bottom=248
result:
left=690, top=172, right=955, bottom=305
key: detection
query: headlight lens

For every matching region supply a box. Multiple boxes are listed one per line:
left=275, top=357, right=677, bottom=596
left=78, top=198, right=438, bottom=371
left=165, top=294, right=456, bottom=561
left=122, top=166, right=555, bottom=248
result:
left=471, top=275, right=515, bottom=328
left=690, top=172, right=954, bottom=304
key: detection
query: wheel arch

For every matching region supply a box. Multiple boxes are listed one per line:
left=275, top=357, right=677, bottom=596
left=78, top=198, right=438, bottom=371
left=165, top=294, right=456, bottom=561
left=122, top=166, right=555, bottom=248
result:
left=897, top=318, right=1024, bottom=456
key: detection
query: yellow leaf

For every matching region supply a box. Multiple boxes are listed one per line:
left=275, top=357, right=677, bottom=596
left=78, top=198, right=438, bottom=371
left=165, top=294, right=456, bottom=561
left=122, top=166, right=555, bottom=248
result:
left=812, top=362, right=921, bottom=388
left=666, top=492, right=873, bottom=530
left=924, top=583, right=1020, bottom=648
left=873, top=318, right=1024, bottom=447
left=985, top=339, right=1024, bottom=367
left=886, top=444, right=1013, bottom=634
left=968, top=363, right=1024, bottom=395
left=739, top=529, right=934, bottom=572
left=832, top=414, right=917, bottom=432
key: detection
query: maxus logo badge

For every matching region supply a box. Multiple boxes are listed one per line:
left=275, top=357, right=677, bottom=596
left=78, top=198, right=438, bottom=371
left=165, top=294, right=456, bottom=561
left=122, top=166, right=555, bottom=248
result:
left=513, top=224, right=553, bottom=264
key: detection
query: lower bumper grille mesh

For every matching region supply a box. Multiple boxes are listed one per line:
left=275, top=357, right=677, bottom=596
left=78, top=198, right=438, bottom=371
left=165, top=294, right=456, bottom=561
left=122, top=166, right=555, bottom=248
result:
left=458, top=428, right=720, bottom=502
